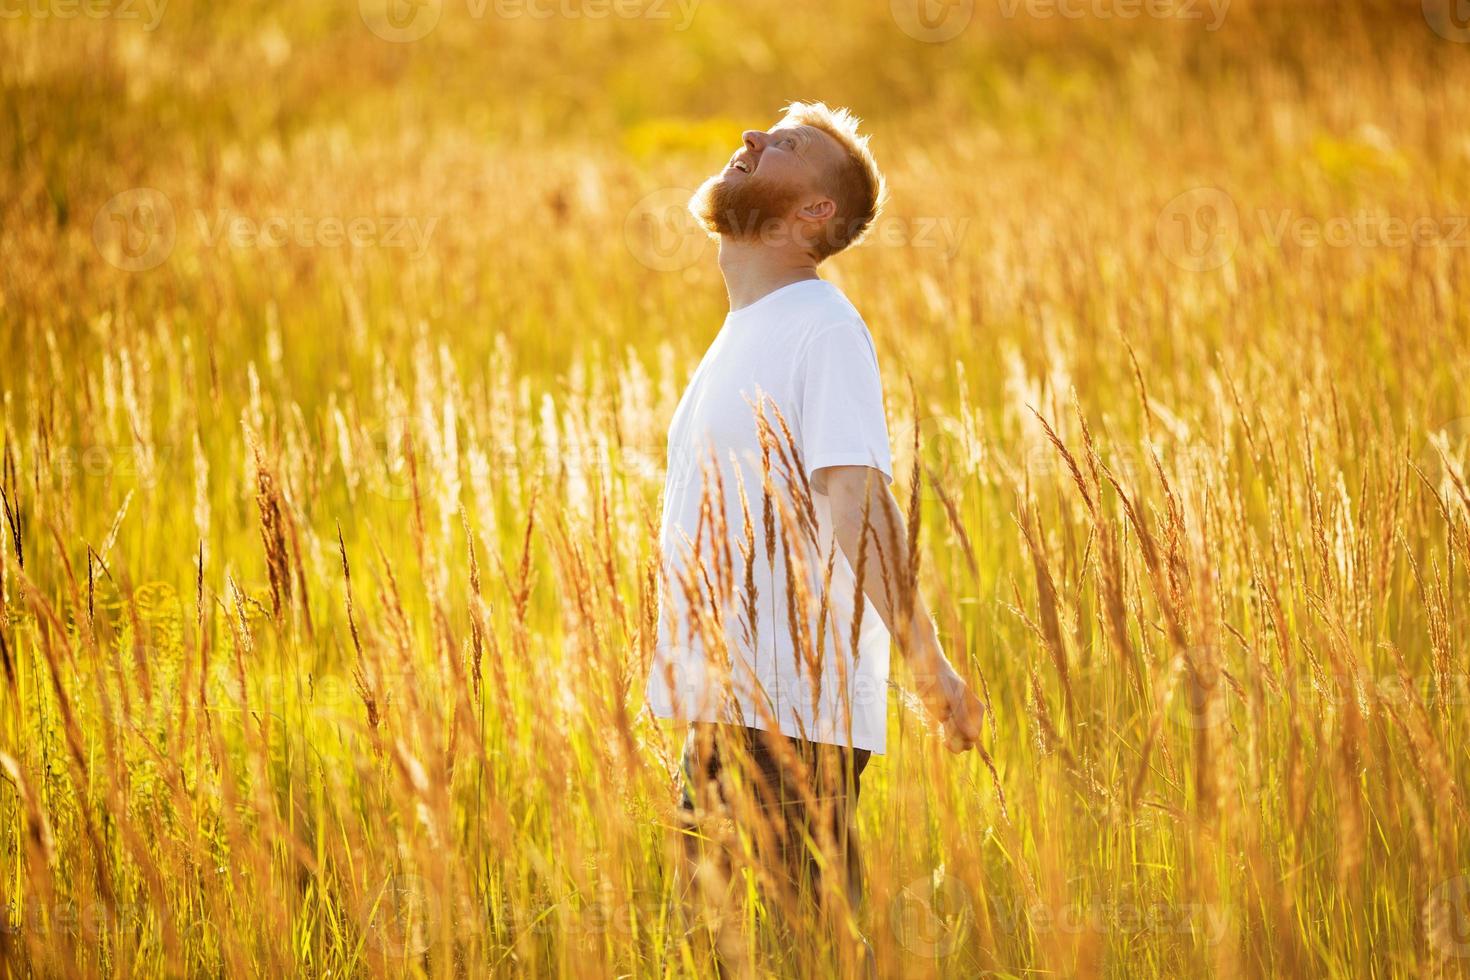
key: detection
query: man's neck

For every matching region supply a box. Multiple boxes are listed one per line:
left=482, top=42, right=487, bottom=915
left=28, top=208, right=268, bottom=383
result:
left=717, top=238, right=821, bottom=312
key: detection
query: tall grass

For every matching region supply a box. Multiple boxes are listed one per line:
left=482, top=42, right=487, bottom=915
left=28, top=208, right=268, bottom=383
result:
left=2, top=0, right=1469, bottom=975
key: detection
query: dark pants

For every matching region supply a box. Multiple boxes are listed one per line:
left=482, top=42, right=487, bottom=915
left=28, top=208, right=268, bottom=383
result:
left=677, top=722, right=872, bottom=913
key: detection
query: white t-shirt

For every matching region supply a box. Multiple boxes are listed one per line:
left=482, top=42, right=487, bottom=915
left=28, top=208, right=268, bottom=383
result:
left=644, top=278, right=895, bottom=754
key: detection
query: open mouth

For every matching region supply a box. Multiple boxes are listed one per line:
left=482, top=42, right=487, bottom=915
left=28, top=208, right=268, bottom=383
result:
left=727, top=157, right=753, bottom=174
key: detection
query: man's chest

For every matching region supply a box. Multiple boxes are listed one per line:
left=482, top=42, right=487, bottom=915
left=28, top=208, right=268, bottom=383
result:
left=669, top=341, right=801, bottom=453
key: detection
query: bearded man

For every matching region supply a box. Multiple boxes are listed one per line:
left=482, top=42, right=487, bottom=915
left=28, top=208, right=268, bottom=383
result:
left=644, top=101, right=985, bottom=969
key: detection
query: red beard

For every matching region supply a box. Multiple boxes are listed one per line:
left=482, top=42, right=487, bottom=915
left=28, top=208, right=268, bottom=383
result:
left=689, top=172, right=802, bottom=240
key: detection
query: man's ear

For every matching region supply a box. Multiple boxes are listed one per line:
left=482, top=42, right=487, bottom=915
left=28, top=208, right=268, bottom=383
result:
left=797, top=197, right=837, bottom=224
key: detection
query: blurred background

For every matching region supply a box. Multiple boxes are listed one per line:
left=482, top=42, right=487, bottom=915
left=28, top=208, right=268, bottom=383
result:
left=3, top=1, right=1470, bottom=976
left=4, top=0, right=1466, bottom=381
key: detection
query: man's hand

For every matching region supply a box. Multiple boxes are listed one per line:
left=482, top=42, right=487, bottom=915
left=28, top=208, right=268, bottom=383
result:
left=913, top=657, right=986, bottom=753
left=823, top=464, right=988, bottom=754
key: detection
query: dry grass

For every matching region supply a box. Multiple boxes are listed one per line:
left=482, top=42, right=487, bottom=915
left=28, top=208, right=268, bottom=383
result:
left=2, top=0, right=1470, bottom=976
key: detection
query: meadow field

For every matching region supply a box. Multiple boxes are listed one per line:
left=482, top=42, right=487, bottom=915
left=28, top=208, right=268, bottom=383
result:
left=3, top=0, right=1470, bottom=975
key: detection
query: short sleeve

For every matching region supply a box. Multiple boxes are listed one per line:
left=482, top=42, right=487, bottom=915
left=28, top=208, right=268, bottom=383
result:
left=798, top=321, right=893, bottom=487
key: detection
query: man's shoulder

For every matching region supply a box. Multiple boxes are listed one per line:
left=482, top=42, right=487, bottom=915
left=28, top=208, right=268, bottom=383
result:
left=777, top=281, right=867, bottom=339
left=798, top=279, right=863, bottom=320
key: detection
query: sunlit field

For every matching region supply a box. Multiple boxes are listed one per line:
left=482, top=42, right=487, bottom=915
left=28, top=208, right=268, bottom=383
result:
left=3, top=0, right=1470, bottom=976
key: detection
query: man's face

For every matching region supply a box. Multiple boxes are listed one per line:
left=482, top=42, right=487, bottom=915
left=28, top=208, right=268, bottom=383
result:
left=690, top=123, right=844, bottom=243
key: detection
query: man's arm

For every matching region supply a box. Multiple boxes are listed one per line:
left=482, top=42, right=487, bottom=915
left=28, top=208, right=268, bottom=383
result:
left=820, top=464, right=985, bottom=753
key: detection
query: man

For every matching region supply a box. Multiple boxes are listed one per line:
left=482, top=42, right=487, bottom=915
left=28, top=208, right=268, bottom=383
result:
left=644, top=101, right=985, bottom=966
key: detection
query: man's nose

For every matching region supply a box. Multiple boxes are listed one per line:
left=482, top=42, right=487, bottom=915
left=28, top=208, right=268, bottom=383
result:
left=741, top=130, right=769, bottom=153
